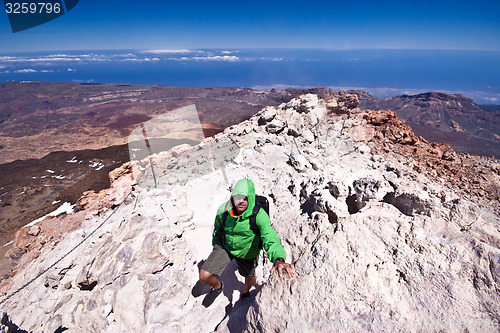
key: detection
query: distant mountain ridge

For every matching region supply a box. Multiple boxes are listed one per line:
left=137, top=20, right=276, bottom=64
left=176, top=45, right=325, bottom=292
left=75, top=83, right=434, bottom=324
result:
left=352, top=90, right=500, bottom=158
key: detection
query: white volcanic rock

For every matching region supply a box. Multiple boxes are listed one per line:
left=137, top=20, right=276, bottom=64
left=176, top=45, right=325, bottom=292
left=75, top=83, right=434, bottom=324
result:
left=0, top=94, right=499, bottom=332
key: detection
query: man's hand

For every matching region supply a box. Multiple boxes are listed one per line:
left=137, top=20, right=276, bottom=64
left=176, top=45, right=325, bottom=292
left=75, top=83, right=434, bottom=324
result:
left=270, top=260, right=295, bottom=278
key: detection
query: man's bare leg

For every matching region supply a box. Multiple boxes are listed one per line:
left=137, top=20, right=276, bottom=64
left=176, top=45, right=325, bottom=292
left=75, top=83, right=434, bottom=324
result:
left=199, top=269, right=222, bottom=289
left=243, top=275, right=256, bottom=293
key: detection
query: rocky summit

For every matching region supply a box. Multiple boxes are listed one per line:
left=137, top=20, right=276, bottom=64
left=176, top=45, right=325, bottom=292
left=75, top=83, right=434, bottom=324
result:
left=0, top=93, right=499, bottom=332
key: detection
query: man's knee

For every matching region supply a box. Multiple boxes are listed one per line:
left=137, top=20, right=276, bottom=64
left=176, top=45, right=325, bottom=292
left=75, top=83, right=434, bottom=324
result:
left=199, top=269, right=214, bottom=282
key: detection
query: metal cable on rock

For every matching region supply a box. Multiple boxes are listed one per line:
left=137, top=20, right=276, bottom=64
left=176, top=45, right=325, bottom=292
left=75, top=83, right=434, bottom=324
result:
left=0, top=191, right=132, bottom=307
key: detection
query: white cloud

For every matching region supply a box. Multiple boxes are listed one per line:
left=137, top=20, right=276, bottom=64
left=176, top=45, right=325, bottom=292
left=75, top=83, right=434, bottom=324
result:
left=12, top=57, right=81, bottom=62
left=113, top=53, right=136, bottom=57
left=241, top=57, right=284, bottom=61
left=37, top=57, right=82, bottom=62
left=47, top=54, right=73, bottom=57
left=122, top=57, right=161, bottom=62
left=0, top=54, right=87, bottom=64
left=141, top=49, right=193, bottom=54
left=15, top=68, right=37, bottom=73
left=175, top=55, right=240, bottom=62
left=67, top=68, right=76, bottom=72
left=1, top=52, right=166, bottom=65
left=0, top=51, right=242, bottom=66
left=484, top=97, right=499, bottom=103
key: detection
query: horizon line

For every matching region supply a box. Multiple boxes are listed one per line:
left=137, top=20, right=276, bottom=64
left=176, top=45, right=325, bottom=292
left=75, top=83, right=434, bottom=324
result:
left=2, top=47, right=500, bottom=54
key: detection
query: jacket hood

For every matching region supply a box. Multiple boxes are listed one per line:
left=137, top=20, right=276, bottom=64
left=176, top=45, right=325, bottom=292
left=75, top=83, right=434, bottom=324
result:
left=230, top=179, right=255, bottom=217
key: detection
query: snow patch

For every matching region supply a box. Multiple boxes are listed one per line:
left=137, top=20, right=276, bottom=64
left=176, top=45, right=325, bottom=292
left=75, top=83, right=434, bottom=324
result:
left=25, top=202, right=75, bottom=228
left=46, top=170, right=55, bottom=173
left=67, top=157, right=78, bottom=163
left=90, top=161, right=105, bottom=171
left=1, top=241, right=13, bottom=249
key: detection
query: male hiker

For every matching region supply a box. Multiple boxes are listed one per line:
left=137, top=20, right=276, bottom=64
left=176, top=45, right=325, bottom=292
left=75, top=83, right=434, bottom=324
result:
left=199, top=178, right=295, bottom=307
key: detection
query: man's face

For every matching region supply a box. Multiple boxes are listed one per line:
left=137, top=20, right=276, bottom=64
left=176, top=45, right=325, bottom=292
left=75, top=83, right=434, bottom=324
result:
left=232, top=194, right=248, bottom=215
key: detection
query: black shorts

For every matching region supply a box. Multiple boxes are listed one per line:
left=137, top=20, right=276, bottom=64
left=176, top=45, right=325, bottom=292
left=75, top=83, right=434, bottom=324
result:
left=201, top=245, right=258, bottom=278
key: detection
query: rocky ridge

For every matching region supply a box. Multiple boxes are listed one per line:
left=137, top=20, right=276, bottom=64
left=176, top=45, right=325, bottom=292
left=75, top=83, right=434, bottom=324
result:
left=0, top=93, right=499, bottom=332
left=353, top=90, right=500, bottom=158
left=0, top=82, right=332, bottom=255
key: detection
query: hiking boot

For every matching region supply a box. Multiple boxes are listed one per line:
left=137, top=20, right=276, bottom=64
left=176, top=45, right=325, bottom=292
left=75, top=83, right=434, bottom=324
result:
left=202, top=282, right=224, bottom=308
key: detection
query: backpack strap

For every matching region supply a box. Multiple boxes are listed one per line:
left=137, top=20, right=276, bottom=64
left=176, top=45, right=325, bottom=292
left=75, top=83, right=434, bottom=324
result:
left=221, top=210, right=229, bottom=227
left=250, top=204, right=263, bottom=249
left=216, top=206, right=230, bottom=247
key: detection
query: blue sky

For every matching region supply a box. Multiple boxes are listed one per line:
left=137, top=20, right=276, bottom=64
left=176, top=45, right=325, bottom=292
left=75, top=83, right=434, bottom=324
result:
left=0, top=0, right=499, bottom=52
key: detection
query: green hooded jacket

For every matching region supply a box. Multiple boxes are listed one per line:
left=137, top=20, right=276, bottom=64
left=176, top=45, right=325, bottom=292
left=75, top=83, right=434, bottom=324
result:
left=212, top=179, right=287, bottom=264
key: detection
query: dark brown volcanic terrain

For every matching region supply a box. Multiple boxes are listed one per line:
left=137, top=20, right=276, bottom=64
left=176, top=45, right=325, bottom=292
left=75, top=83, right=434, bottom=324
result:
left=0, top=81, right=333, bottom=248
left=0, top=81, right=320, bottom=163
left=353, top=91, right=500, bottom=158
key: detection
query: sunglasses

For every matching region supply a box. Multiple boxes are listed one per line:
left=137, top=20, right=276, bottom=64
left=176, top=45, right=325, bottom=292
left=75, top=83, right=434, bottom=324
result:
left=232, top=195, right=248, bottom=201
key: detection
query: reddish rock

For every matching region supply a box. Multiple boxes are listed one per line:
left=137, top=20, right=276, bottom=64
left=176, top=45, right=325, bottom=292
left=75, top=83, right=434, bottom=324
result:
left=28, top=225, right=40, bottom=237
left=109, top=162, right=133, bottom=182
left=361, top=109, right=500, bottom=214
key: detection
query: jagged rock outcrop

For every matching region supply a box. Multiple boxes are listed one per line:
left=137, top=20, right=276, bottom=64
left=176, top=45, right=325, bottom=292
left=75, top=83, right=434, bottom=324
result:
left=0, top=94, right=499, bottom=332
left=352, top=90, right=500, bottom=158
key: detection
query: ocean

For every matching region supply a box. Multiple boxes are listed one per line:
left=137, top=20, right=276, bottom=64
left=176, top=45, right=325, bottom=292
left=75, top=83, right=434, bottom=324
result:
left=1, top=48, right=499, bottom=104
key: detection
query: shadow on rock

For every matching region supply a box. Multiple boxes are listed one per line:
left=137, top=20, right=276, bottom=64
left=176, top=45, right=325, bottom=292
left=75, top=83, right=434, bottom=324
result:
left=193, top=259, right=257, bottom=330
left=192, top=261, right=211, bottom=297
left=222, top=285, right=263, bottom=333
